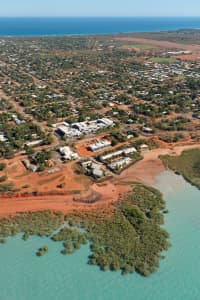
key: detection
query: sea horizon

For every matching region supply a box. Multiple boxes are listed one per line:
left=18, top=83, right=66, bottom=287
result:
left=0, top=16, right=200, bottom=37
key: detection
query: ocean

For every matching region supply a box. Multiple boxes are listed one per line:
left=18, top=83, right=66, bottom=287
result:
left=0, top=171, right=200, bottom=300
left=0, top=17, right=200, bottom=36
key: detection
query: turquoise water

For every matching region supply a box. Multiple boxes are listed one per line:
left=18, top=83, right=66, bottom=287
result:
left=1, top=17, right=200, bottom=36
left=0, top=171, right=200, bottom=300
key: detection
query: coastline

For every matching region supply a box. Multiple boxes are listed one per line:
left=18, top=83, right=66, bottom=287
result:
left=0, top=29, right=196, bottom=38
left=118, top=142, right=200, bottom=185
left=0, top=143, right=200, bottom=217
left=0, top=29, right=198, bottom=38
left=0, top=16, right=200, bottom=37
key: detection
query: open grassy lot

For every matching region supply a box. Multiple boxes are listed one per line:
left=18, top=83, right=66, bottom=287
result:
left=150, top=57, right=177, bottom=63
left=130, top=44, right=157, bottom=50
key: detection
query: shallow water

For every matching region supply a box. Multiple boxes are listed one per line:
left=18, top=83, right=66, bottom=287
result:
left=0, top=171, right=200, bottom=300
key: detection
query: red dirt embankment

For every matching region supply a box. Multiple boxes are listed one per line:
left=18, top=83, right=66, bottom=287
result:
left=0, top=180, right=128, bottom=217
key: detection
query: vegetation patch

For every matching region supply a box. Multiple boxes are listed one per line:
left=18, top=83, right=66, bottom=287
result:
left=130, top=44, right=157, bottom=50
left=52, top=227, right=87, bottom=255
left=36, top=245, right=48, bottom=256
left=160, top=149, right=200, bottom=188
left=0, top=211, right=64, bottom=237
left=0, top=184, right=170, bottom=276
left=66, top=183, right=170, bottom=276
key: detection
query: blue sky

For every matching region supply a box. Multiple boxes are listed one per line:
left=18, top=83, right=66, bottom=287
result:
left=0, top=0, right=200, bottom=17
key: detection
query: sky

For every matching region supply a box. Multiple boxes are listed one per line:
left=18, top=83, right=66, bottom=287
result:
left=0, top=0, right=200, bottom=17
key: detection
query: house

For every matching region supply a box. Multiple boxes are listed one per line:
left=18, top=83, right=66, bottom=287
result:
left=142, top=127, right=153, bottom=134
left=140, top=144, right=149, bottom=152
left=12, top=114, right=25, bottom=125
left=22, top=159, right=37, bottom=172
left=25, top=140, right=43, bottom=147
left=0, top=134, right=7, bottom=142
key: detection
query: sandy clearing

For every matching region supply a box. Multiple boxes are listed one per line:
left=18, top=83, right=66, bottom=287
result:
left=1, top=156, right=90, bottom=194
left=118, top=143, right=200, bottom=185
left=175, top=54, right=200, bottom=61
left=115, top=37, right=200, bottom=52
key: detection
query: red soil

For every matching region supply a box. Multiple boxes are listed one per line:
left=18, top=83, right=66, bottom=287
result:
left=175, top=54, right=200, bottom=61
left=2, top=157, right=90, bottom=195
left=0, top=180, right=128, bottom=217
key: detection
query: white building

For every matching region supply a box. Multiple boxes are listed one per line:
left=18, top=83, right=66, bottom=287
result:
left=0, top=134, right=7, bottom=142
left=81, top=160, right=104, bottom=178
left=12, top=114, right=25, bottom=125
left=57, top=126, right=82, bottom=137
left=142, top=126, right=153, bottom=133
left=89, top=140, right=111, bottom=152
left=100, top=150, right=123, bottom=161
left=108, top=157, right=131, bottom=170
left=123, top=147, right=137, bottom=155
left=59, top=146, right=79, bottom=161
left=140, top=144, right=149, bottom=152
left=56, top=118, right=114, bottom=138
left=100, top=147, right=137, bottom=161
left=25, top=140, right=43, bottom=147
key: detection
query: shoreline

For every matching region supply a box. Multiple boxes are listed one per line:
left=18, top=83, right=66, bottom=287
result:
left=0, top=28, right=199, bottom=38
left=0, top=27, right=197, bottom=38
left=0, top=17, right=200, bottom=38
left=118, top=142, right=200, bottom=185
left=0, top=143, right=200, bottom=218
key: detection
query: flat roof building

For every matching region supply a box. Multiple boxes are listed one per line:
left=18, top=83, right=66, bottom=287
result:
left=88, top=140, right=111, bottom=152
left=59, top=146, right=79, bottom=160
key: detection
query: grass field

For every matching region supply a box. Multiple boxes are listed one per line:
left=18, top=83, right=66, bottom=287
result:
left=150, top=57, right=177, bottom=63
left=130, top=44, right=157, bottom=50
